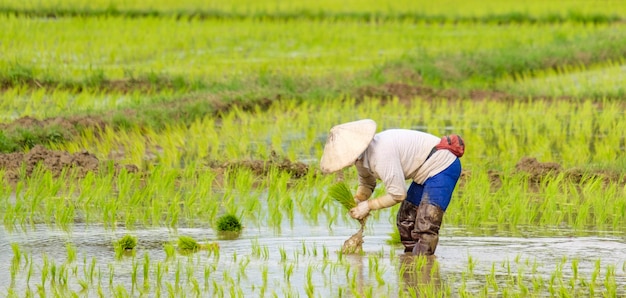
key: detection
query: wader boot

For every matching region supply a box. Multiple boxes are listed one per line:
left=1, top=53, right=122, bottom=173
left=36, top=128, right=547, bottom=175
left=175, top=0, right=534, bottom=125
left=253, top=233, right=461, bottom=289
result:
left=411, top=203, right=444, bottom=256
left=396, top=200, right=419, bottom=253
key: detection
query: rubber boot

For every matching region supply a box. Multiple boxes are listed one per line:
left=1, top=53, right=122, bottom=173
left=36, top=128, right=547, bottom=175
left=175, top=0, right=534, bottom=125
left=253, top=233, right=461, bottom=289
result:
left=396, top=200, right=419, bottom=253
left=411, top=203, right=444, bottom=256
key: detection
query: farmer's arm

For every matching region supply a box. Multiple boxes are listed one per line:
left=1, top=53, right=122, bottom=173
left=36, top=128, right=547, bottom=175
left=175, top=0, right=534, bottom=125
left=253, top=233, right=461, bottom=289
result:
left=355, top=159, right=376, bottom=201
left=349, top=151, right=407, bottom=219
left=366, top=161, right=406, bottom=210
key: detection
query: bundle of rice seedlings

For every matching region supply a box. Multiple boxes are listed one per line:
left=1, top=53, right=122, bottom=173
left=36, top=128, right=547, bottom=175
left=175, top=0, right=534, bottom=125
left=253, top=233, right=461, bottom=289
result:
left=329, top=182, right=368, bottom=254
left=177, top=235, right=220, bottom=254
left=178, top=235, right=200, bottom=252
left=114, top=234, right=138, bottom=259
left=115, top=234, right=137, bottom=250
left=329, top=182, right=356, bottom=210
left=216, top=214, right=242, bottom=233
left=216, top=213, right=243, bottom=240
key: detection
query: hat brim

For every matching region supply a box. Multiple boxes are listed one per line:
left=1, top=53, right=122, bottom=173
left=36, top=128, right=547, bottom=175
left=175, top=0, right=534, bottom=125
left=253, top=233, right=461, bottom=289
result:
left=320, top=119, right=376, bottom=173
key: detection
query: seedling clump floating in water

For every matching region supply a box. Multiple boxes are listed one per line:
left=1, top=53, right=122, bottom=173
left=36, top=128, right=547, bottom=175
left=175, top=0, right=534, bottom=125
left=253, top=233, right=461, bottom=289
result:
left=176, top=235, right=219, bottom=255
left=216, top=214, right=243, bottom=232
left=114, top=234, right=138, bottom=258
left=178, top=235, right=201, bottom=252
left=216, top=213, right=243, bottom=239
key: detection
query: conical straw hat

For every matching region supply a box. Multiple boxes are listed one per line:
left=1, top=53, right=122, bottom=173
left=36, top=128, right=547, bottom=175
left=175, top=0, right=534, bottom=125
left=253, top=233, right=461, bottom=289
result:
left=320, top=119, right=376, bottom=173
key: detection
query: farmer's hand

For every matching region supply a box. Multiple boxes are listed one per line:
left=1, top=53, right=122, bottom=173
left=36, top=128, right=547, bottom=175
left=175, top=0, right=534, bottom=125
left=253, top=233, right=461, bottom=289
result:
left=350, top=201, right=370, bottom=220
left=353, top=191, right=369, bottom=205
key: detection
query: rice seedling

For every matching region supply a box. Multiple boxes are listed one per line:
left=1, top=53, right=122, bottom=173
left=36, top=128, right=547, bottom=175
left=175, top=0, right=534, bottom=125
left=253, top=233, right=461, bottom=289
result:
left=114, top=234, right=138, bottom=259
left=328, top=181, right=369, bottom=254
left=215, top=213, right=242, bottom=239
left=175, top=235, right=219, bottom=256
left=328, top=182, right=356, bottom=210
left=65, top=242, right=77, bottom=264
left=177, top=235, right=200, bottom=253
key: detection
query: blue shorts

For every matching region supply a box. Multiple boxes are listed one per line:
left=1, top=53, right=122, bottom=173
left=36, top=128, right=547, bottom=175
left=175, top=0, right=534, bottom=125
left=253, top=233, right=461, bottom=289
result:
left=405, top=158, right=461, bottom=211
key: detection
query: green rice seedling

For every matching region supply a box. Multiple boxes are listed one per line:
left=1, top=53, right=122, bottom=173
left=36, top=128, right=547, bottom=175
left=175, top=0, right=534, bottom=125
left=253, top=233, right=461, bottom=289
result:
left=215, top=213, right=243, bottom=240
left=328, top=182, right=355, bottom=210
left=114, top=234, right=138, bottom=259
left=10, top=243, right=21, bottom=285
left=81, top=257, right=96, bottom=285
left=279, top=246, right=287, bottom=262
left=284, top=263, right=294, bottom=283
left=163, top=242, right=176, bottom=261
left=177, top=236, right=200, bottom=253
left=604, top=265, right=617, bottom=297
left=327, top=181, right=368, bottom=254
left=65, top=242, right=76, bottom=264
left=251, top=239, right=262, bottom=258
left=305, top=264, right=315, bottom=297
left=260, top=264, right=269, bottom=294
left=176, top=235, right=219, bottom=256
left=142, top=253, right=150, bottom=291
left=155, top=261, right=164, bottom=290
left=131, top=259, right=139, bottom=294
left=203, top=263, right=214, bottom=289
left=264, top=168, right=291, bottom=231
left=25, top=255, right=33, bottom=287
left=386, top=226, right=401, bottom=245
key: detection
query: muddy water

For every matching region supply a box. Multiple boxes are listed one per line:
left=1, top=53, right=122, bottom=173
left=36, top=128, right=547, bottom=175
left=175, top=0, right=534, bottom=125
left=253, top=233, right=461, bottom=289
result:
left=2, top=214, right=625, bottom=297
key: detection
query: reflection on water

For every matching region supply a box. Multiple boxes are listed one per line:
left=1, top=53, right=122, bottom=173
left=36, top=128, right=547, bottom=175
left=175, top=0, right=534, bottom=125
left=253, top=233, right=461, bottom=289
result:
left=1, top=222, right=625, bottom=296
left=399, top=254, right=442, bottom=297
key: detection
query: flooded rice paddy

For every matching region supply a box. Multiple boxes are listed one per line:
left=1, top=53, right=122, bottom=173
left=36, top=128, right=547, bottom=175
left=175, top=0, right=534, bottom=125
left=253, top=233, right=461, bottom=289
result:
left=2, top=98, right=626, bottom=296
left=2, top=211, right=625, bottom=297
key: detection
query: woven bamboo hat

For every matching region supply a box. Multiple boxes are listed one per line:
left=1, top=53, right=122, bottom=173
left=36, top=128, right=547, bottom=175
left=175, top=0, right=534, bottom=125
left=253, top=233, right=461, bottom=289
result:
left=320, top=119, right=376, bottom=173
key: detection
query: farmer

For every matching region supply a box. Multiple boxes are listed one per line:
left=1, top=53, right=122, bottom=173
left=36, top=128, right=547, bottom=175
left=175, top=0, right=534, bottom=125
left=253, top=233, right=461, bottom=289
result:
left=320, top=119, right=464, bottom=255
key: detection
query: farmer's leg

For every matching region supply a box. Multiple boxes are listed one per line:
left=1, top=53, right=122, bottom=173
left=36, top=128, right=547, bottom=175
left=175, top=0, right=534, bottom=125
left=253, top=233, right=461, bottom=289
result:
left=396, top=182, right=423, bottom=252
left=412, top=159, right=462, bottom=255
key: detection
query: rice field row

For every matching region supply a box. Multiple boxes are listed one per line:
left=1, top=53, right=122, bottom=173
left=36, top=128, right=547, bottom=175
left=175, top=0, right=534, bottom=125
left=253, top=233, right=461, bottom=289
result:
left=4, top=16, right=614, bottom=82
left=51, top=97, right=626, bottom=171
left=496, top=59, right=626, bottom=99
left=5, top=0, right=626, bottom=19
left=2, top=14, right=626, bottom=128
left=2, top=98, right=624, bottom=234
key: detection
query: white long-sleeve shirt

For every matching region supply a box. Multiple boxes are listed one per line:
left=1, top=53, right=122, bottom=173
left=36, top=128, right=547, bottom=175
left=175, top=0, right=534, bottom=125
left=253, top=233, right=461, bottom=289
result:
left=355, top=129, right=457, bottom=207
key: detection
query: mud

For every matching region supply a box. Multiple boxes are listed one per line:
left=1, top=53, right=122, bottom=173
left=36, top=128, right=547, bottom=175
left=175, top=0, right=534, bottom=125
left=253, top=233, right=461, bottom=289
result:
left=0, top=145, right=138, bottom=185
left=0, top=115, right=107, bottom=137
left=207, top=151, right=309, bottom=179
left=0, top=96, right=272, bottom=146
left=0, top=146, right=308, bottom=186
left=341, top=227, right=364, bottom=254
left=342, top=218, right=367, bottom=254
left=513, top=156, right=624, bottom=186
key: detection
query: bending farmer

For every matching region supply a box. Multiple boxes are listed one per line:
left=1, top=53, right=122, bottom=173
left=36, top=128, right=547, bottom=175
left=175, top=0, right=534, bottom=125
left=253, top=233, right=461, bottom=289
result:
left=320, top=119, right=464, bottom=255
